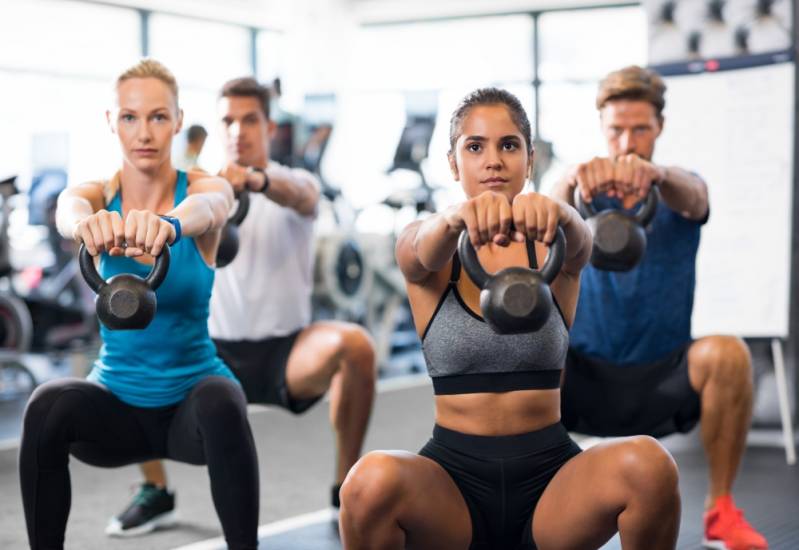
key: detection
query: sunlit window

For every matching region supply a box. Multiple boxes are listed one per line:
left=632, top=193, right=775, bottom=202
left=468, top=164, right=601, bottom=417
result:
left=149, top=14, right=251, bottom=91
left=352, top=16, right=534, bottom=91
left=538, top=7, right=647, bottom=82
left=0, top=0, right=140, bottom=78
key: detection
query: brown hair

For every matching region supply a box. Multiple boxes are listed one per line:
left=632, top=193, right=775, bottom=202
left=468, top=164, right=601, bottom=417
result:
left=596, top=65, right=666, bottom=120
left=116, top=58, right=179, bottom=108
left=219, top=77, right=270, bottom=120
left=449, top=87, right=533, bottom=155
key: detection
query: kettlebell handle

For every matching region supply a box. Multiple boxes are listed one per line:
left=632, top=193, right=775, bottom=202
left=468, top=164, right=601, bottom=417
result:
left=574, top=186, right=659, bottom=227
left=79, top=243, right=171, bottom=293
left=229, top=191, right=250, bottom=226
left=457, top=225, right=566, bottom=289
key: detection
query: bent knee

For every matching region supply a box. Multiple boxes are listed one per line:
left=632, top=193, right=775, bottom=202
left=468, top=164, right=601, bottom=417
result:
left=691, top=335, right=752, bottom=382
left=317, top=323, right=376, bottom=375
left=24, top=379, right=89, bottom=424
left=616, top=436, right=679, bottom=495
left=691, top=335, right=750, bottom=368
left=341, top=452, right=405, bottom=519
left=192, top=377, right=247, bottom=423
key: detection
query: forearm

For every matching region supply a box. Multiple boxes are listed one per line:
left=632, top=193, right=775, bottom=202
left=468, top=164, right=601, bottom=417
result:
left=167, top=191, right=232, bottom=237
left=263, top=164, right=319, bottom=217
left=412, top=208, right=462, bottom=274
left=56, top=193, right=97, bottom=240
left=657, top=166, right=708, bottom=220
left=557, top=201, right=592, bottom=275
left=551, top=173, right=577, bottom=206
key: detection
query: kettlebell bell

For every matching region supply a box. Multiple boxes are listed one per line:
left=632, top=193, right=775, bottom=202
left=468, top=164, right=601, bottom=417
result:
left=575, top=187, right=659, bottom=272
left=79, top=243, right=171, bottom=330
left=217, top=191, right=250, bottom=268
left=458, top=226, right=566, bottom=335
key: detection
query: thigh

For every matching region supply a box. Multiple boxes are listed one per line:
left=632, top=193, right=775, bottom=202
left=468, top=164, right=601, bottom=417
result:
left=23, top=378, right=157, bottom=468
left=165, top=375, right=249, bottom=465
left=531, top=441, right=632, bottom=549
left=343, top=450, right=472, bottom=550
left=284, top=321, right=347, bottom=399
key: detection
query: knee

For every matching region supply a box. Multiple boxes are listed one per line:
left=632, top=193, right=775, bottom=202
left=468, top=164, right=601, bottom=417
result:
left=193, top=377, right=248, bottom=427
left=340, top=452, right=404, bottom=524
left=319, top=323, right=376, bottom=378
left=616, top=436, right=679, bottom=499
left=692, top=336, right=752, bottom=385
left=341, top=324, right=376, bottom=382
left=23, top=379, right=82, bottom=428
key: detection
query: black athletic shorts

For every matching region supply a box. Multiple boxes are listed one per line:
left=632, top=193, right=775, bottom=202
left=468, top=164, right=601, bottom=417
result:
left=419, top=423, right=581, bottom=550
left=213, top=331, right=323, bottom=415
left=561, top=343, right=701, bottom=438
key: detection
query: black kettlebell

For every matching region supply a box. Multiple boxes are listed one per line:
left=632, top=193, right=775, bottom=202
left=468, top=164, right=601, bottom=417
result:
left=575, top=187, right=659, bottom=272
left=216, top=191, right=250, bottom=268
left=458, top=226, right=566, bottom=335
left=79, top=243, right=171, bottom=330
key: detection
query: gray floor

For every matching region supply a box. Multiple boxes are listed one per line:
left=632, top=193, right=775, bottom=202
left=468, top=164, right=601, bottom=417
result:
left=2, top=380, right=798, bottom=549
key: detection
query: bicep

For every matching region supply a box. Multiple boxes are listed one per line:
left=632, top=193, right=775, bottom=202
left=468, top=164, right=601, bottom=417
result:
left=59, top=181, right=105, bottom=212
left=396, top=221, right=434, bottom=284
left=549, top=271, right=580, bottom=328
left=187, top=174, right=233, bottom=199
left=292, top=168, right=321, bottom=215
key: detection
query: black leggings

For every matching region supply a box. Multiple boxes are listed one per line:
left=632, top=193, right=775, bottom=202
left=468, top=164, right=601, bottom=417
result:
left=18, top=376, right=259, bottom=550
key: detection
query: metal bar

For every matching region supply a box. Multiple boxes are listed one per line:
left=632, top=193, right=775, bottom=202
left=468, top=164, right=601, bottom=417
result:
left=771, top=338, right=797, bottom=465
left=250, top=27, right=258, bottom=76
left=77, top=0, right=282, bottom=33
left=360, top=2, right=639, bottom=28
left=139, top=8, right=149, bottom=57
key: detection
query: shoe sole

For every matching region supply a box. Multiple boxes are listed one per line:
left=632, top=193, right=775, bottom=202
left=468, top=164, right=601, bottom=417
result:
left=702, top=539, right=728, bottom=550
left=105, top=510, right=177, bottom=538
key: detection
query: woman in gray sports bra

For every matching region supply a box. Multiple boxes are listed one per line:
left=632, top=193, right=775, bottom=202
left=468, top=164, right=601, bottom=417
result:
left=339, top=88, right=681, bottom=550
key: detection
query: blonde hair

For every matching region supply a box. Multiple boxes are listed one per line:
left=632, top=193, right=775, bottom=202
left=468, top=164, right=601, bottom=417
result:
left=115, top=58, right=179, bottom=108
left=596, top=65, right=666, bottom=120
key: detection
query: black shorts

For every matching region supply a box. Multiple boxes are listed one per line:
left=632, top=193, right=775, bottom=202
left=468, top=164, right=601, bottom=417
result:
left=213, top=331, right=323, bottom=415
left=561, top=344, right=701, bottom=438
left=419, top=423, right=581, bottom=550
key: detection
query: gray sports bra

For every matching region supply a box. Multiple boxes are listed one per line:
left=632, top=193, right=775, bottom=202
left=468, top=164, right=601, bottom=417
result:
left=421, top=241, right=569, bottom=395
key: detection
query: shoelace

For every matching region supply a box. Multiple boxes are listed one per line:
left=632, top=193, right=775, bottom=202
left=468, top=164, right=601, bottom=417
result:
left=729, top=508, right=755, bottom=531
left=133, top=485, right=164, bottom=508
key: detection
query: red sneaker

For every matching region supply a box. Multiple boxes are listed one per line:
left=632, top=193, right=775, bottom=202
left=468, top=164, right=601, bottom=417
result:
left=703, top=495, right=768, bottom=550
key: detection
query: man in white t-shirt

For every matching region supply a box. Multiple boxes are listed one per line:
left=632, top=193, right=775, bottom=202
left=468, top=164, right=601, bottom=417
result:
left=106, top=77, right=376, bottom=538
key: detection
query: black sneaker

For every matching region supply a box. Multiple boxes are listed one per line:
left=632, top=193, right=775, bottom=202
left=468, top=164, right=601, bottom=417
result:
left=330, top=483, right=342, bottom=530
left=105, top=483, right=177, bottom=537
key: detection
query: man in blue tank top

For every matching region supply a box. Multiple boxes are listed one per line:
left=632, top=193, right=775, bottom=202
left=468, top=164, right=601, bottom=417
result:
left=550, top=66, right=767, bottom=550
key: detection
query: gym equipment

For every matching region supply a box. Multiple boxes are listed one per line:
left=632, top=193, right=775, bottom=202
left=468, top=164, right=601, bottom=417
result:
left=575, top=187, right=659, bottom=272
left=79, top=244, right=170, bottom=330
left=217, top=191, right=250, bottom=268
left=458, top=227, right=566, bottom=334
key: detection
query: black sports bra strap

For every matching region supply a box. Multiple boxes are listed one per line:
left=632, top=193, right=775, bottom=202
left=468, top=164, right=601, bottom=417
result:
left=525, top=239, right=538, bottom=269
left=450, top=253, right=461, bottom=283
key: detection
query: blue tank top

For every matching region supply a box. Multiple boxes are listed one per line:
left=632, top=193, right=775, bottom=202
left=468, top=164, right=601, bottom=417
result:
left=569, top=194, right=708, bottom=365
left=88, top=170, right=236, bottom=407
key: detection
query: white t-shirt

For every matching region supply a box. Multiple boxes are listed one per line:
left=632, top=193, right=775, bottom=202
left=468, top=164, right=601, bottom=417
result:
left=209, top=189, right=315, bottom=340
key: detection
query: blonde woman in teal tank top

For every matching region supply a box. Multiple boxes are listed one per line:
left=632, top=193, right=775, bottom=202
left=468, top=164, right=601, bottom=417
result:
left=19, top=59, right=259, bottom=550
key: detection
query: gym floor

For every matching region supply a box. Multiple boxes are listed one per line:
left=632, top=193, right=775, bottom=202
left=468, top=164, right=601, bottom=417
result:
left=1, top=376, right=797, bottom=550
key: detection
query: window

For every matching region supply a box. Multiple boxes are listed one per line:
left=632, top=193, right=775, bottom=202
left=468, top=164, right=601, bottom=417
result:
left=536, top=6, right=647, bottom=192
left=149, top=14, right=251, bottom=91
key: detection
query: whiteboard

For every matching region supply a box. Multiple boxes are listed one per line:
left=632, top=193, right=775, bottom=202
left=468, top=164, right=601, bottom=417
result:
left=653, top=62, right=794, bottom=338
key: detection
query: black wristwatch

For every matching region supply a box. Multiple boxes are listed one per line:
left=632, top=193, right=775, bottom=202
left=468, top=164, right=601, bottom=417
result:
left=247, top=166, right=270, bottom=194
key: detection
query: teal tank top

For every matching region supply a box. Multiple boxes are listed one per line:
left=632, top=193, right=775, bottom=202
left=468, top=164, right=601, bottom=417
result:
left=87, top=170, right=236, bottom=407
